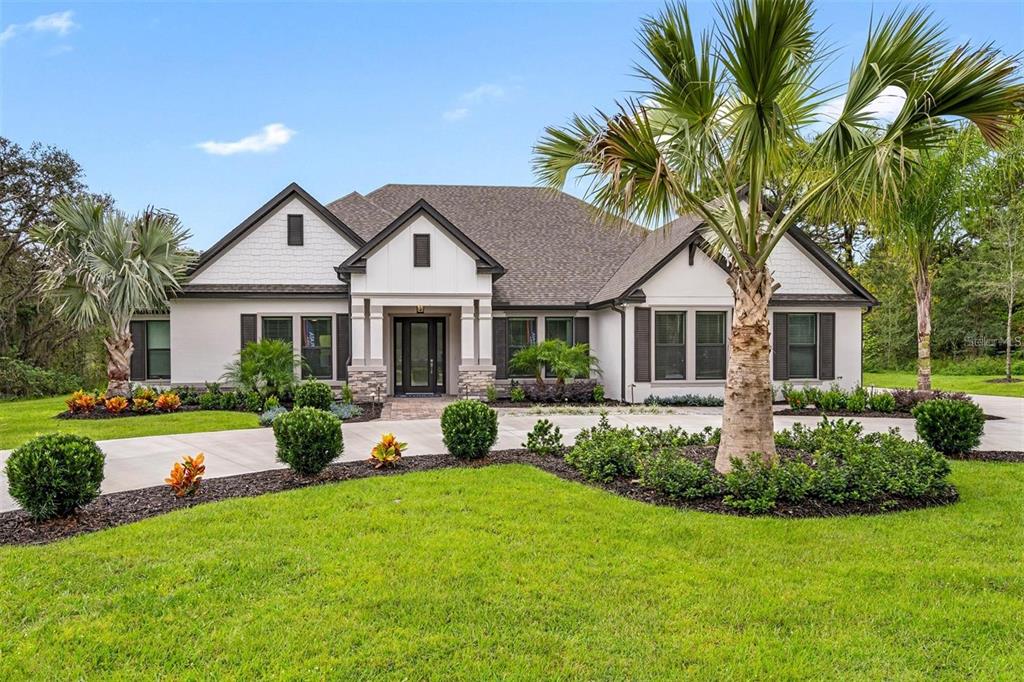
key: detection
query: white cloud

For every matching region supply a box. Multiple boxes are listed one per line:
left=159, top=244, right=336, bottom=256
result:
left=0, top=10, right=76, bottom=46
left=441, top=82, right=509, bottom=122
left=818, top=85, right=908, bottom=125
left=196, top=123, right=296, bottom=156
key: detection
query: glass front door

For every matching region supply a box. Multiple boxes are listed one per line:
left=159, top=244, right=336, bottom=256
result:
left=394, top=318, right=446, bottom=395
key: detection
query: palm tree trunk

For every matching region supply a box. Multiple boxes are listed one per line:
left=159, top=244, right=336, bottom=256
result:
left=913, top=272, right=932, bottom=391
left=716, top=266, right=777, bottom=472
left=104, top=332, right=133, bottom=398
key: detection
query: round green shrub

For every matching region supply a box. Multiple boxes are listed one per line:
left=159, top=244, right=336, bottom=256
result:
left=441, top=399, right=498, bottom=459
left=272, top=407, right=343, bottom=475
left=912, top=398, right=984, bottom=455
left=868, top=391, right=896, bottom=413
left=294, top=380, right=334, bottom=410
left=5, top=433, right=105, bottom=520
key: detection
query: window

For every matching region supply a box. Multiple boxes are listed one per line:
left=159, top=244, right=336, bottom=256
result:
left=654, top=312, right=686, bottom=380
left=261, top=316, right=293, bottom=345
left=413, top=233, right=430, bottom=267
left=695, top=312, right=727, bottom=379
left=287, top=214, right=303, bottom=246
left=507, top=317, right=536, bottom=377
left=301, top=317, right=332, bottom=379
left=146, top=320, right=171, bottom=380
left=543, top=317, right=574, bottom=377
left=787, top=313, right=817, bottom=378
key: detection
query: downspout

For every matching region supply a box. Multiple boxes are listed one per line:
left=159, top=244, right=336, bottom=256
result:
left=612, top=303, right=626, bottom=403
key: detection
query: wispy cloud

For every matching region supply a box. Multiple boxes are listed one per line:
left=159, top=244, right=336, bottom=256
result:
left=817, top=85, right=907, bottom=125
left=0, top=10, right=76, bottom=46
left=442, top=83, right=509, bottom=123
left=196, top=123, right=296, bottom=156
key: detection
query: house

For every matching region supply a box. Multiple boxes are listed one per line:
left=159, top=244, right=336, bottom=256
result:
left=129, top=182, right=877, bottom=402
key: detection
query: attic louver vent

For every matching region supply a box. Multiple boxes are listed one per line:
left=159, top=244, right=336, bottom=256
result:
left=287, top=215, right=303, bottom=246
left=413, top=234, right=430, bottom=267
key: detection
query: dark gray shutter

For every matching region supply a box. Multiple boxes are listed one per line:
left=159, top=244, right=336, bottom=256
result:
left=336, top=314, right=349, bottom=381
left=287, top=215, right=303, bottom=245
left=634, top=308, right=651, bottom=382
left=413, top=234, right=430, bottom=267
left=130, top=321, right=147, bottom=381
left=819, top=313, right=835, bottom=380
left=493, top=317, right=508, bottom=379
left=574, top=316, right=591, bottom=377
left=773, top=312, right=789, bottom=380
left=241, top=314, right=257, bottom=349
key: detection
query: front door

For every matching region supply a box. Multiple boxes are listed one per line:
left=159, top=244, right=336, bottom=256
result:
left=394, top=317, right=446, bottom=395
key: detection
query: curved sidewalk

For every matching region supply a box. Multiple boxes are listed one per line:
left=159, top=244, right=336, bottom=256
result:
left=1, top=394, right=1020, bottom=513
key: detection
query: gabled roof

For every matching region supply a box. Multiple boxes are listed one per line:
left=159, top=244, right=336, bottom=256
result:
left=190, top=182, right=364, bottom=277
left=330, top=185, right=647, bottom=307
left=337, top=198, right=505, bottom=276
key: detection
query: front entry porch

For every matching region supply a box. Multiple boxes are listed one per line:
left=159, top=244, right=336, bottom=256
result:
left=393, top=317, right=446, bottom=395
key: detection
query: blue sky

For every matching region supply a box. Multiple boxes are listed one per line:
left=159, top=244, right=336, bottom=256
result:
left=2, top=1, right=1022, bottom=249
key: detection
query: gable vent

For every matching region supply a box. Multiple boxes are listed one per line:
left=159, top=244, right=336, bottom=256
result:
left=287, top=215, right=304, bottom=246
left=413, top=233, right=430, bottom=267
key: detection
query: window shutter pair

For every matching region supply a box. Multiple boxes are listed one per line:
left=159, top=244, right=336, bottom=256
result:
left=772, top=312, right=834, bottom=380
left=130, top=321, right=147, bottom=381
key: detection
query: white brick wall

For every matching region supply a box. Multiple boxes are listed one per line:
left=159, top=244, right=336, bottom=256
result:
left=767, top=235, right=846, bottom=294
left=190, top=198, right=357, bottom=285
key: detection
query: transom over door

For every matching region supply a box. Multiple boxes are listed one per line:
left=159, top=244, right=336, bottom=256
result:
left=394, top=318, right=446, bottom=395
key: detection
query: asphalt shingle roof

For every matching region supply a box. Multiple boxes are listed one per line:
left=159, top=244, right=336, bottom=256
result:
left=328, top=184, right=647, bottom=307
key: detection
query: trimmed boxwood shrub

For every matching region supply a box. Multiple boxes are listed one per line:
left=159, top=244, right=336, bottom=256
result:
left=440, top=399, right=498, bottom=459
left=912, top=398, right=984, bottom=455
left=637, top=449, right=724, bottom=499
left=868, top=391, right=896, bottom=413
left=643, top=393, right=725, bottom=407
left=294, top=380, right=334, bottom=410
left=5, top=433, right=105, bottom=519
left=272, top=407, right=343, bottom=476
left=565, top=417, right=641, bottom=482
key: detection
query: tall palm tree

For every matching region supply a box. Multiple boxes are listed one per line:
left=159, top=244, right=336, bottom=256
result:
left=32, top=198, right=192, bottom=397
left=534, top=0, right=1022, bottom=470
left=873, top=130, right=987, bottom=391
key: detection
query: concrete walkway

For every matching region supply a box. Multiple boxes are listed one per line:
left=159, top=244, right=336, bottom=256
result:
left=1, top=394, right=1020, bottom=513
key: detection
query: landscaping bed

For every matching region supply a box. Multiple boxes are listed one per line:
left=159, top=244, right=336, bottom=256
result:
left=774, top=407, right=1003, bottom=420
left=488, top=399, right=626, bottom=409
left=0, top=447, right=962, bottom=547
left=947, top=450, right=1024, bottom=463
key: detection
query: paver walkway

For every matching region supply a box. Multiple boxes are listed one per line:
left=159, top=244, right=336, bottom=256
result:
left=1, top=394, right=1020, bottom=513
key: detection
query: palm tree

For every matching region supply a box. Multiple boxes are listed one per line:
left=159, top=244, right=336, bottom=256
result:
left=872, top=130, right=987, bottom=391
left=533, top=0, right=1022, bottom=470
left=32, top=198, right=192, bottom=397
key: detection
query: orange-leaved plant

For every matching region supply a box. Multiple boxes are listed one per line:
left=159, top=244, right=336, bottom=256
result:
left=132, top=397, right=154, bottom=413
left=66, top=390, right=97, bottom=414
left=166, top=453, right=206, bottom=497
left=104, top=395, right=129, bottom=414
left=155, top=392, right=182, bottom=412
left=369, top=433, right=407, bottom=469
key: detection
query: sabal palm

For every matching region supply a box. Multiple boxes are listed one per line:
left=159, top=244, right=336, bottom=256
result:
left=534, top=0, right=1022, bottom=470
left=32, top=197, right=192, bottom=397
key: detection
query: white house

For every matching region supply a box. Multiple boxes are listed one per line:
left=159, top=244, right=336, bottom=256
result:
left=130, top=182, right=877, bottom=402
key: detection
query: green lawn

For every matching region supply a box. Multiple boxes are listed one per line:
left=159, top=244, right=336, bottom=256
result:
left=864, top=371, right=1024, bottom=398
left=0, top=397, right=258, bottom=450
left=1, top=463, right=1021, bottom=679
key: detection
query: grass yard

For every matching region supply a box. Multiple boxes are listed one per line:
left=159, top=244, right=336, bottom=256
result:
left=1, top=463, right=1022, bottom=679
left=864, top=371, right=1024, bottom=398
left=0, top=397, right=258, bottom=450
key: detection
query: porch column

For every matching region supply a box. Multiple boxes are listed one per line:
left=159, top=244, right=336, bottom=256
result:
left=461, top=305, right=475, bottom=365
left=478, top=302, right=493, bottom=364
left=351, top=300, right=366, bottom=365
left=369, top=302, right=384, bottom=366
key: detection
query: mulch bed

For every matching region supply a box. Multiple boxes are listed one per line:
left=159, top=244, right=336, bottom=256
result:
left=0, top=448, right=962, bottom=547
left=986, top=377, right=1022, bottom=384
left=947, top=450, right=1024, bottom=463
left=775, top=407, right=1003, bottom=420
left=55, top=402, right=382, bottom=424
left=488, top=400, right=627, bottom=409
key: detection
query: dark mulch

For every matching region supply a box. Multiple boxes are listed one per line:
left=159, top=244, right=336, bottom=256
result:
left=947, top=450, right=1024, bottom=463
left=775, top=407, right=1003, bottom=420
left=56, top=402, right=382, bottom=423
left=488, top=400, right=626, bottom=409
left=986, top=377, right=1022, bottom=384
left=0, top=448, right=961, bottom=547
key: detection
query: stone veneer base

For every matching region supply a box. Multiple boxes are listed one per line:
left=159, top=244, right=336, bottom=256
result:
left=346, top=367, right=387, bottom=402
left=458, top=365, right=497, bottom=398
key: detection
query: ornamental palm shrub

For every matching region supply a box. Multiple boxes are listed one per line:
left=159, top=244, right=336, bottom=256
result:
left=5, top=433, right=105, bottom=519
left=534, top=0, right=1022, bottom=470
left=32, top=199, right=192, bottom=398
left=912, top=399, right=985, bottom=455
left=294, top=380, right=334, bottom=410
left=222, top=339, right=302, bottom=401
left=272, top=407, right=343, bottom=476
left=510, top=340, right=601, bottom=387
left=440, top=399, right=498, bottom=459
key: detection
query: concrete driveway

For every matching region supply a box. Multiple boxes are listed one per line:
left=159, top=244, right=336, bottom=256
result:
left=1, top=394, right=1020, bottom=513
